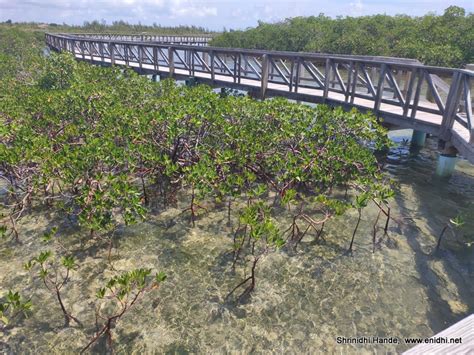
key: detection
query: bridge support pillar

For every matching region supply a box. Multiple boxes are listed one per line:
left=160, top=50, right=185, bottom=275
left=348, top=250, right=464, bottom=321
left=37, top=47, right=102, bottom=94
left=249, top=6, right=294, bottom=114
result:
left=411, top=130, right=427, bottom=148
left=435, top=145, right=458, bottom=178
left=436, top=154, right=457, bottom=178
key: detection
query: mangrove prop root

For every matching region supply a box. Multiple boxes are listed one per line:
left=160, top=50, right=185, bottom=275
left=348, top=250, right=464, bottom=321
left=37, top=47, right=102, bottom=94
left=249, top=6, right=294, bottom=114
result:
left=384, top=206, right=391, bottom=233
left=348, top=209, right=362, bottom=254
left=316, top=222, right=325, bottom=242
left=232, top=225, right=247, bottom=270
left=373, top=210, right=381, bottom=253
left=436, top=225, right=451, bottom=251
left=226, top=255, right=260, bottom=302
left=181, top=186, right=207, bottom=227
left=56, top=287, right=83, bottom=328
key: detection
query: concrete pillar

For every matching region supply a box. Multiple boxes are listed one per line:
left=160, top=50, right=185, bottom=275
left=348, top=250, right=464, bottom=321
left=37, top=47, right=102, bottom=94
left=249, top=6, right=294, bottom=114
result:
left=435, top=153, right=457, bottom=178
left=411, top=130, right=427, bottom=148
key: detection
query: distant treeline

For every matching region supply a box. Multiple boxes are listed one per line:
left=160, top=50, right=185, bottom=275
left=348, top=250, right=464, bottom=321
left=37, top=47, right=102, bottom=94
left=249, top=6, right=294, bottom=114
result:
left=0, top=19, right=214, bottom=35
left=69, top=20, right=213, bottom=34
left=210, top=6, right=473, bottom=67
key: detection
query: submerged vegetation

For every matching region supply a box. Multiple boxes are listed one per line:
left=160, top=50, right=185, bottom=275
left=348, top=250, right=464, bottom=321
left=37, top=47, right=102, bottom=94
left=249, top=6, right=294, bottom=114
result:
left=0, top=26, right=471, bottom=352
left=211, top=6, right=473, bottom=67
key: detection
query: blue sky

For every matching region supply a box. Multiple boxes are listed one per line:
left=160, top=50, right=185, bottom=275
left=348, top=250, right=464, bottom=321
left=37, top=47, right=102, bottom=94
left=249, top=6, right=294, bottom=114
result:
left=0, top=0, right=472, bottom=30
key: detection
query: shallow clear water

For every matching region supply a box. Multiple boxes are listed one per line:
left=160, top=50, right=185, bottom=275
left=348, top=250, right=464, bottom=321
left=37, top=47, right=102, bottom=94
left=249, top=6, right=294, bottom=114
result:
left=1, top=129, right=473, bottom=353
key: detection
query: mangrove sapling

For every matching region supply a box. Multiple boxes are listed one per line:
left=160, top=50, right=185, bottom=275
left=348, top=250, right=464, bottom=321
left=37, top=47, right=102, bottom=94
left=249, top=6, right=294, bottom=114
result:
left=230, top=185, right=268, bottom=268
left=0, top=290, right=32, bottom=330
left=24, top=251, right=83, bottom=327
left=347, top=193, right=370, bottom=255
left=81, top=269, right=167, bottom=353
left=436, top=215, right=465, bottom=251
left=226, top=202, right=284, bottom=302
left=373, top=187, right=395, bottom=234
left=181, top=155, right=220, bottom=226
left=368, top=187, right=396, bottom=251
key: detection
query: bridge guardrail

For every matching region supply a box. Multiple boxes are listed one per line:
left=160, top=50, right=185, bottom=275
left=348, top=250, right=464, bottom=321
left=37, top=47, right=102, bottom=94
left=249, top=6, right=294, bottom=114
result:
left=45, top=33, right=473, bottom=148
left=60, top=33, right=213, bottom=45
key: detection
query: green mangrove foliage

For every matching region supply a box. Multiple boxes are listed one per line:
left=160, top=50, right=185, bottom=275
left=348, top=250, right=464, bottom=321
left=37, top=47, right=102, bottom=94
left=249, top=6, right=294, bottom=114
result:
left=1, top=52, right=394, bottom=302
left=0, top=27, right=44, bottom=91
left=0, top=290, right=32, bottom=330
left=210, top=6, right=473, bottom=67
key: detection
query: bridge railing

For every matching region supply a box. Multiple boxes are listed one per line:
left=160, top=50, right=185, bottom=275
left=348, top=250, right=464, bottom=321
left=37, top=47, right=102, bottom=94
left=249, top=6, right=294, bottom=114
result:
left=58, top=33, right=213, bottom=45
left=45, top=33, right=473, bottom=144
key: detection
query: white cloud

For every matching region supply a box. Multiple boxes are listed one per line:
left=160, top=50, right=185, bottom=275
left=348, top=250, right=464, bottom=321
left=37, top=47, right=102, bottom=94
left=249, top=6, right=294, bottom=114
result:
left=349, top=0, right=364, bottom=15
left=0, top=0, right=472, bottom=30
left=169, top=0, right=217, bottom=18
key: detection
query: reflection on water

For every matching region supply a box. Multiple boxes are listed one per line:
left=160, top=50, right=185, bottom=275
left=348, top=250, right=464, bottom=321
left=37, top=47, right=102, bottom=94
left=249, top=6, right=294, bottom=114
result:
left=0, top=129, right=473, bottom=353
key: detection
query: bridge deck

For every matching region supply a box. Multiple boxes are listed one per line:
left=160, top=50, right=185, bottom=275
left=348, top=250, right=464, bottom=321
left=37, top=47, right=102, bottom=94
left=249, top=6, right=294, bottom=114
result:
left=45, top=33, right=474, bottom=163
left=403, top=314, right=473, bottom=354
